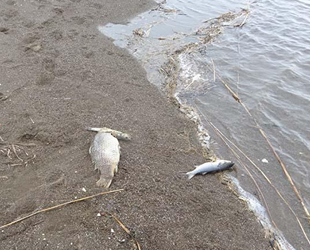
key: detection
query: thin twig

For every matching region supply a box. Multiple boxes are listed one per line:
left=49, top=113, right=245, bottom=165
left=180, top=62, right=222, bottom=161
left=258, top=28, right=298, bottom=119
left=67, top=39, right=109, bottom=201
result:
left=6, top=148, right=12, bottom=159
left=11, top=144, right=23, bottom=162
left=0, top=141, right=36, bottom=147
left=238, top=12, right=249, bottom=27
left=211, top=58, right=216, bottom=82
left=16, top=145, right=29, bottom=156
left=196, top=106, right=310, bottom=246
left=207, top=61, right=310, bottom=225
left=197, top=107, right=276, bottom=229
left=0, top=189, right=124, bottom=230
left=8, top=163, right=23, bottom=167
left=104, top=212, right=142, bottom=250
left=211, top=121, right=310, bottom=245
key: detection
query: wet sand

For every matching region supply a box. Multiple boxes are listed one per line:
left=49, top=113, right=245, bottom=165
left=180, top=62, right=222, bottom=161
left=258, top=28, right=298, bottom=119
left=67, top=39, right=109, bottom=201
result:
left=0, top=0, right=270, bottom=249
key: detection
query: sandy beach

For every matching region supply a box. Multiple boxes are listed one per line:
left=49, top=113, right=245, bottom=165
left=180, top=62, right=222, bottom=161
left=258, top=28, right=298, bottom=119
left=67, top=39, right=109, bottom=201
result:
left=0, top=0, right=270, bottom=249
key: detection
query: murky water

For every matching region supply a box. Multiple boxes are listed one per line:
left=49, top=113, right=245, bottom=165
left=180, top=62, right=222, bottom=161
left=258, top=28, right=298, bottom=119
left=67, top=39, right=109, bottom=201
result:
left=100, top=0, right=310, bottom=249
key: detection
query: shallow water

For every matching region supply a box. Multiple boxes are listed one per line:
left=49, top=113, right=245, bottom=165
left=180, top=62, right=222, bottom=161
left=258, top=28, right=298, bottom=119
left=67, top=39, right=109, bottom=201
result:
left=100, top=0, right=310, bottom=249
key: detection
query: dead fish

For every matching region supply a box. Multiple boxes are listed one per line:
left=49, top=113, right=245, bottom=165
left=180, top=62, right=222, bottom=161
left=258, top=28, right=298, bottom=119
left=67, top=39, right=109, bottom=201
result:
left=87, top=127, right=131, bottom=141
left=186, top=160, right=234, bottom=180
left=89, top=131, right=120, bottom=188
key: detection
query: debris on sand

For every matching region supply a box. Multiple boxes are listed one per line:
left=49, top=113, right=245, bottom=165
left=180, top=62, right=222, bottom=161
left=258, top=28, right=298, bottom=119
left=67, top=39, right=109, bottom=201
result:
left=0, top=141, right=36, bottom=167
left=103, top=212, right=142, bottom=250
left=0, top=189, right=123, bottom=230
left=87, top=127, right=131, bottom=141
left=24, top=43, right=42, bottom=52
left=88, top=127, right=131, bottom=188
left=186, top=160, right=234, bottom=179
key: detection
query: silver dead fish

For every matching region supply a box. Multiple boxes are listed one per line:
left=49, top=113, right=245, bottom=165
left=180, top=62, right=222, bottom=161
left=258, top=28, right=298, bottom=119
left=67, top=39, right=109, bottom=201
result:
left=89, top=131, right=120, bottom=188
left=186, top=160, right=234, bottom=180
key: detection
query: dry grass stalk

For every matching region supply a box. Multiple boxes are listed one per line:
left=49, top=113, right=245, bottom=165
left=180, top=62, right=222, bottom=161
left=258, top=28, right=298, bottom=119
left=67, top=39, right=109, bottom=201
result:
left=197, top=108, right=275, bottom=228
left=211, top=58, right=216, bottom=82
left=234, top=10, right=249, bottom=28
left=0, top=141, right=37, bottom=166
left=104, top=212, right=142, bottom=250
left=207, top=62, right=310, bottom=226
left=0, top=141, right=36, bottom=147
left=197, top=106, right=310, bottom=246
left=0, top=189, right=124, bottom=230
left=214, top=122, right=310, bottom=246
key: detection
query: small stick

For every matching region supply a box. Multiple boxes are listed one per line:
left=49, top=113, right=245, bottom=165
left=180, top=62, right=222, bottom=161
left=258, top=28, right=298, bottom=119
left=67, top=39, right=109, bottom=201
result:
left=210, top=58, right=216, bottom=82
left=200, top=111, right=276, bottom=230
left=104, top=212, right=142, bottom=250
left=11, top=144, right=23, bottom=162
left=15, top=145, right=29, bottom=156
left=87, top=127, right=131, bottom=141
left=184, top=78, right=196, bottom=90
left=0, top=141, right=36, bottom=147
left=9, top=163, right=23, bottom=167
left=196, top=106, right=310, bottom=246
left=207, top=62, right=310, bottom=224
left=15, top=143, right=36, bottom=147
left=238, top=12, right=249, bottom=27
left=6, top=148, right=12, bottom=159
left=0, top=189, right=124, bottom=230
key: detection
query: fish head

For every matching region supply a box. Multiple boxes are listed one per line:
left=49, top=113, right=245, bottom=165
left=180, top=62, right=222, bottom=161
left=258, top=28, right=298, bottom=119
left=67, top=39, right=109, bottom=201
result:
left=120, top=133, right=131, bottom=141
left=218, top=160, right=234, bottom=170
left=111, top=131, right=131, bottom=141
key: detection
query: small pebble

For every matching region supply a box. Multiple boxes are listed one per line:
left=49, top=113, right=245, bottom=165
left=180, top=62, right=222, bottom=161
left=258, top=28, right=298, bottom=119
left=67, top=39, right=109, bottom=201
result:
left=97, top=213, right=101, bottom=217
left=82, top=188, right=86, bottom=192
left=262, top=158, right=268, bottom=163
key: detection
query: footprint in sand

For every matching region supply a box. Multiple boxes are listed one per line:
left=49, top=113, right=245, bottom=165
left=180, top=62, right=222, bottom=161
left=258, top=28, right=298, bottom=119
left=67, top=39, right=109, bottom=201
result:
left=50, top=29, right=63, bottom=40
left=36, top=72, right=55, bottom=85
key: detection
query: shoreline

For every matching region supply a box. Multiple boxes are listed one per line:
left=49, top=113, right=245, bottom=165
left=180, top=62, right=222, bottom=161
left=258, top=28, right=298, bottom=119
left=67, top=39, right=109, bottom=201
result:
left=0, top=0, right=270, bottom=249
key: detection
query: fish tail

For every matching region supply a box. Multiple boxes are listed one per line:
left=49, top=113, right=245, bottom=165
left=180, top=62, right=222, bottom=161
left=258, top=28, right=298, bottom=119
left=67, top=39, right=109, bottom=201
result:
left=96, top=176, right=113, bottom=188
left=186, top=170, right=196, bottom=180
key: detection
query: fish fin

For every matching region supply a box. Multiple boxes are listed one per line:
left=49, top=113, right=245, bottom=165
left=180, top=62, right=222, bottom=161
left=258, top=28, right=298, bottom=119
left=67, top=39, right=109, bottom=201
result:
left=89, top=146, right=92, bottom=155
left=96, top=176, right=113, bottom=188
left=194, top=165, right=199, bottom=168
left=186, top=170, right=196, bottom=180
left=114, top=164, right=118, bottom=174
left=202, top=172, right=208, bottom=175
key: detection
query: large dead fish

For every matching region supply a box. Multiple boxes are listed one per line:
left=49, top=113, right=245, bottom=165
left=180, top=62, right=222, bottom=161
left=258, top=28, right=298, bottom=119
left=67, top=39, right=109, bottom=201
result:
left=89, top=130, right=121, bottom=188
left=186, top=160, right=234, bottom=180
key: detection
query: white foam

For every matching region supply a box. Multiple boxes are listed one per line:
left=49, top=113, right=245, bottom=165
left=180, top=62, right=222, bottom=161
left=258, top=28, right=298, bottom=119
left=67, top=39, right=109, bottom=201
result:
left=229, top=176, right=296, bottom=250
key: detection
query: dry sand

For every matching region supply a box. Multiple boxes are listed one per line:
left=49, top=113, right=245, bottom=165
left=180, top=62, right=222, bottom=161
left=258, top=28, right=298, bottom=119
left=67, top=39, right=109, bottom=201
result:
left=0, top=0, right=271, bottom=249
